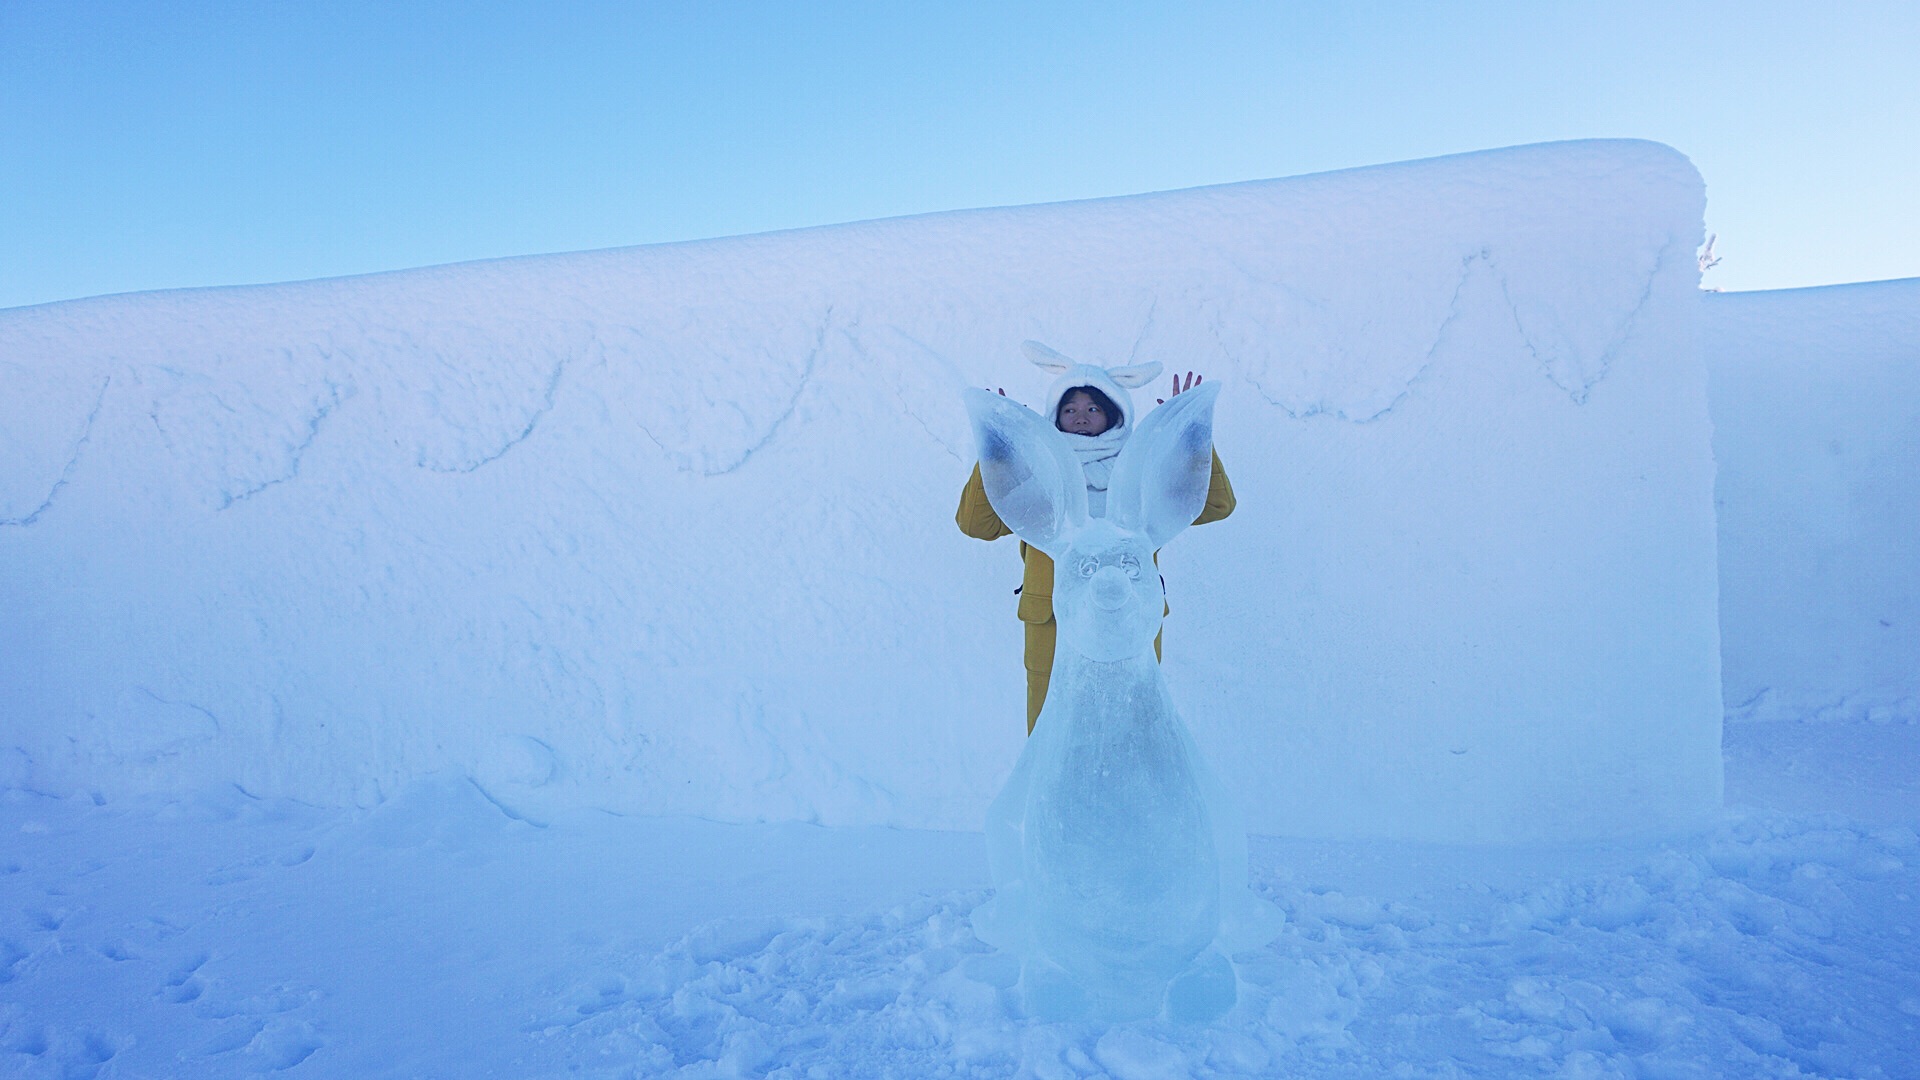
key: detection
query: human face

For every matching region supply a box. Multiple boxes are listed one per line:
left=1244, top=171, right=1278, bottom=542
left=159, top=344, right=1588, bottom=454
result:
left=1056, top=390, right=1111, bottom=436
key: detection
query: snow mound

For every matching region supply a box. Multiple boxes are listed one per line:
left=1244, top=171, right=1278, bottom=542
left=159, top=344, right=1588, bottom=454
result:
left=0, top=139, right=1718, bottom=841
left=547, top=892, right=1373, bottom=1076
left=1706, top=277, right=1920, bottom=726
left=547, top=815, right=1920, bottom=1079
left=5, top=745, right=1916, bottom=1078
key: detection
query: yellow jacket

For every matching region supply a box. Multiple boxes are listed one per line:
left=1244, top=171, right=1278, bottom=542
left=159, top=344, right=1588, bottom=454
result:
left=955, top=449, right=1237, bottom=626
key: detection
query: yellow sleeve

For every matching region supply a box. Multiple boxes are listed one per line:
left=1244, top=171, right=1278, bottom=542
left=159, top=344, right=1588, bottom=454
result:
left=956, top=462, right=1013, bottom=541
left=1193, top=448, right=1236, bottom=526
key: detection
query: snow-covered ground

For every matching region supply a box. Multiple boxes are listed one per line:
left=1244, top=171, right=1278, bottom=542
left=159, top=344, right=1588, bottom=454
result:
left=4, top=721, right=1917, bottom=1078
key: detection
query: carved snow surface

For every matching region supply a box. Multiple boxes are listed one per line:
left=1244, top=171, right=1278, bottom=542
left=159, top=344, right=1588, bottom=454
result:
left=963, top=385, right=1280, bottom=1021
left=0, top=361, right=108, bottom=526
left=140, top=352, right=345, bottom=510
left=0, top=139, right=1720, bottom=842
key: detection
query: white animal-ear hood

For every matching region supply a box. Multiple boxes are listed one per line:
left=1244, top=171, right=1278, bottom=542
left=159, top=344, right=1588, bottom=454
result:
left=1022, top=340, right=1164, bottom=430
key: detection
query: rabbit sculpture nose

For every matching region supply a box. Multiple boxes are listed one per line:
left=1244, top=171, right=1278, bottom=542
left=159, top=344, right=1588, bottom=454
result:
left=1089, top=565, right=1132, bottom=611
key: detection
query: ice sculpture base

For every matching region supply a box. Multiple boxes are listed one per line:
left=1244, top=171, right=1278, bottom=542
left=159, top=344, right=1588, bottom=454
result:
left=973, top=650, right=1280, bottom=1024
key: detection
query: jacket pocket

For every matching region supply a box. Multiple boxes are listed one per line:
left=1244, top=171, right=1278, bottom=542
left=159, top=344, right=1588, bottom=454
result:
left=1017, top=591, right=1054, bottom=624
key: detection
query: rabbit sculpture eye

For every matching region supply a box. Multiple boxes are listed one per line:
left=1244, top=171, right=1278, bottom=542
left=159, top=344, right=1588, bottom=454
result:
left=962, top=379, right=1281, bottom=1023
left=1074, top=551, right=1143, bottom=580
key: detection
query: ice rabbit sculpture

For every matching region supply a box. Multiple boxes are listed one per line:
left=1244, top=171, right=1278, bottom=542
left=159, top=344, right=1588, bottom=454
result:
left=964, top=382, right=1278, bottom=1022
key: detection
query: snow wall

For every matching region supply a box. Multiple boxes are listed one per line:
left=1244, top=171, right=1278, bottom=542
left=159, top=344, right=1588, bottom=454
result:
left=1706, top=279, right=1920, bottom=726
left=0, top=139, right=1721, bottom=842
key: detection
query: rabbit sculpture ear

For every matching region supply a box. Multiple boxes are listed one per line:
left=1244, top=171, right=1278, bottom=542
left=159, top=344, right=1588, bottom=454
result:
left=1021, top=340, right=1077, bottom=376
left=964, top=388, right=1089, bottom=559
left=1106, top=380, right=1221, bottom=552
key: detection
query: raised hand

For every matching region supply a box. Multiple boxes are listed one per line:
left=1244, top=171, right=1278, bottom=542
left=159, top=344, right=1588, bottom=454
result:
left=1155, top=371, right=1202, bottom=405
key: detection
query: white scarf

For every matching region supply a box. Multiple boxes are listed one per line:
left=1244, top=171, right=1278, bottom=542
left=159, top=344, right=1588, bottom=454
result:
left=1066, top=424, right=1129, bottom=517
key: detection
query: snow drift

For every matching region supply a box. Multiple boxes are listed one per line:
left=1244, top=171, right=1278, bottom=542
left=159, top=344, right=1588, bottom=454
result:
left=1706, top=278, right=1920, bottom=726
left=0, top=139, right=1721, bottom=841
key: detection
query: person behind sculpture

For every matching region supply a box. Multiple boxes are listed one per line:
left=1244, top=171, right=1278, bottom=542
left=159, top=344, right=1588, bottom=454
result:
left=961, top=374, right=1276, bottom=1022
left=956, top=342, right=1236, bottom=732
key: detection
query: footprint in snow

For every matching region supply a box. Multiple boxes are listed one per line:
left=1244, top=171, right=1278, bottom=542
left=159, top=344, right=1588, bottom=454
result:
left=246, top=1019, right=322, bottom=1072
left=193, top=1017, right=266, bottom=1058
left=155, top=949, right=210, bottom=1004
left=164, top=974, right=206, bottom=1004
left=0, top=937, right=27, bottom=983
left=68, top=1031, right=121, bottom=1072
left=164, top=949, right=210, bottom=987
left=2, top=1021, right=48, bottom=1057
left=24, top=908, right=66, bottom=932
left=3, top=1026, right=121, bottom=1076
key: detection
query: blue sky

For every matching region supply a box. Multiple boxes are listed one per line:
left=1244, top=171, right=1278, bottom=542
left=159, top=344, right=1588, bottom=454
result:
left=3, top=1, right=1916, bottom=309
